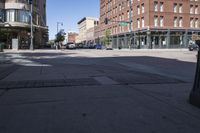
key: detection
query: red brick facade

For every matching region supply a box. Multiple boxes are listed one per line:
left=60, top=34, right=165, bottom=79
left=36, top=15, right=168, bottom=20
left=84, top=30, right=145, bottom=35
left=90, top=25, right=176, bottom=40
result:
left=68, top=32, right=78, bottom=43
left=98, top=0, right=200, bottom=49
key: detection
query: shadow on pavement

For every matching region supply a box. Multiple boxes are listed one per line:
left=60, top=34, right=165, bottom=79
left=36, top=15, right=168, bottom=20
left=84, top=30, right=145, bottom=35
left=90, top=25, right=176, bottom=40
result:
left=0, top=51, right=200, bottom=133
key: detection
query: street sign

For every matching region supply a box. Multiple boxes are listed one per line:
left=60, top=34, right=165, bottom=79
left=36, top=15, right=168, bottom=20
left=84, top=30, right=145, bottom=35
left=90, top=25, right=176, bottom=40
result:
left=119, top=22, right=129, bottom=26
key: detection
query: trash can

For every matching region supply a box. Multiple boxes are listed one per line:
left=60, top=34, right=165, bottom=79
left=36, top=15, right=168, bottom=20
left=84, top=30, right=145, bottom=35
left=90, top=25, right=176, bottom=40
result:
left=0, top=43, right=4, bottom=52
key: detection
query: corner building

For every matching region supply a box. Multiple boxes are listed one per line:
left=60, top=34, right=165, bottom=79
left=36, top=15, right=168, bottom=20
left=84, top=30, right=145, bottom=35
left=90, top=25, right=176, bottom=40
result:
left=0, top=0, right=48, bottom=49
left=99, top=0, right=200, bottom=49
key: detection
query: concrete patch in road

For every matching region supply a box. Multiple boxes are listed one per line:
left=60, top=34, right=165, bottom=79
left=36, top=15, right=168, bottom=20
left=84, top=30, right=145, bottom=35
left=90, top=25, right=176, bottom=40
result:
left=0, top=78, right=100, bottom=90
left=117, top=61, right=191, bottom=82
left=129, top=83, right=200, bottom=119
left=94, top=76, right=119, bottom=85
left=108, top=72, right=183, bottom=85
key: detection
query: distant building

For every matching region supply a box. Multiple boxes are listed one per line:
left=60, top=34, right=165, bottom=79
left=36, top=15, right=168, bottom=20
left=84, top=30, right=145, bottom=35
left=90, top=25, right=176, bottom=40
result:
left=77, top=17, right=99, bottom=44
left=68, top=32, right=78, bottom=43
left=0, top=0, right=48, bottom=49
left=98, top=0, right=200, bottom=49
left=94, top=25, right=101, bottom=44
left=86, top=27, right=95, bottom=44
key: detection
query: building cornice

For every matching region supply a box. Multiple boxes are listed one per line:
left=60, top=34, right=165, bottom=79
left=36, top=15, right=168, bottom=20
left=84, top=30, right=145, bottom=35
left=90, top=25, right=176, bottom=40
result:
left=5, top=3, right=30, bottom=10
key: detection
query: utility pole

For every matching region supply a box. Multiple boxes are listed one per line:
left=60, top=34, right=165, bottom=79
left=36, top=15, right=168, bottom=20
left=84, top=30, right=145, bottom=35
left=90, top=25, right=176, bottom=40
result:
left=30, top=0, right=33, bottom=50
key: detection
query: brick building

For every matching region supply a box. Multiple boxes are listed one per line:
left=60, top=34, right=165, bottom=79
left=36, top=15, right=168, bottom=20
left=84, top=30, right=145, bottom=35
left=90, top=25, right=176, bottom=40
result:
left=0, top=0, right=48, bottom=49
left=67, top=32, right=78, bottom=43
left=98, top=0, right=200, bottom=49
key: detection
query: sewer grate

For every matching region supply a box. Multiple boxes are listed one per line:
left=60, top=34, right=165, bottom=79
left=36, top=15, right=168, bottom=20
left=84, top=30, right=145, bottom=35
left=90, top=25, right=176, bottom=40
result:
left=0, top=78, right=100, bottom=90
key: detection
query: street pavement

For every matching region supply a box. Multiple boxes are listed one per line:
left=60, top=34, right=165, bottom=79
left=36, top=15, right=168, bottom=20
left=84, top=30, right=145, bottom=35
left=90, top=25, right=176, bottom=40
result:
left=0, top=49, right=200, bottom=133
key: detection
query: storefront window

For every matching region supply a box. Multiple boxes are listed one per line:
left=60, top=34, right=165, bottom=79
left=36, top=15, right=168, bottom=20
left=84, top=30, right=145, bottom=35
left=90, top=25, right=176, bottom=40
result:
left=5, top=9, right=30, bottom=23
left=6, top=10, right=15, bottom=22
left=0, top=9, right=5, bottom=22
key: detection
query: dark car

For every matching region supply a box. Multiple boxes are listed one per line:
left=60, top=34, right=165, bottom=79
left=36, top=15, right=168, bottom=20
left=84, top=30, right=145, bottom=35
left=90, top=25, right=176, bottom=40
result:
left=188, top=43, right=199, bottom=51
left=106, top=48, right=113, bottom=50
left=76, top=43, right=84, bottom=49
left=96, top=44, right=102, bottom=49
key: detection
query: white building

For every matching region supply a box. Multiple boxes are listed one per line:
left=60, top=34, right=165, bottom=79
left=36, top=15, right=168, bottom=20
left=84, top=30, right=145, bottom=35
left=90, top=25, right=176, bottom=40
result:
left=77, top=17, right=99, bottom=44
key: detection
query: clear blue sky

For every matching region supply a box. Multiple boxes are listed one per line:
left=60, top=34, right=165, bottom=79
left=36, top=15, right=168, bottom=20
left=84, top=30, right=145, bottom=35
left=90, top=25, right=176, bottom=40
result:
left=47, top=0, right=100, bottom=40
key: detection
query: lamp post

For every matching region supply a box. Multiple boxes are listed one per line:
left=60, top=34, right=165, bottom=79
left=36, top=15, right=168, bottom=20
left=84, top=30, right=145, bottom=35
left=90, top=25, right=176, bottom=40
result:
left=57, top=22, right=63, bottom=34
left=29, top=0, right=33, bottom=50
left=189, top=40, right=200, bottom=108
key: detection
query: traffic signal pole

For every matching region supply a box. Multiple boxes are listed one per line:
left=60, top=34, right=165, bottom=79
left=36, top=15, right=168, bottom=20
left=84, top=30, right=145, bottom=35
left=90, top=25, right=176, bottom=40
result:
left=29, top=0, right=33, bottom=50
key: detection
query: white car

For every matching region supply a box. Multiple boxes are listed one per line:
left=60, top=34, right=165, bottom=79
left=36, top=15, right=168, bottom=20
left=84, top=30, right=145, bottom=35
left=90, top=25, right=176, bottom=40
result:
left=67, top=43, right=76, bottom=49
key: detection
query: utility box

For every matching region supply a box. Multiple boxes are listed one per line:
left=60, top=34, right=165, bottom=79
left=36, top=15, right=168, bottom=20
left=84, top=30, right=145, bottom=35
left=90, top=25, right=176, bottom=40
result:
left=12, top=39, right=19, bottom=51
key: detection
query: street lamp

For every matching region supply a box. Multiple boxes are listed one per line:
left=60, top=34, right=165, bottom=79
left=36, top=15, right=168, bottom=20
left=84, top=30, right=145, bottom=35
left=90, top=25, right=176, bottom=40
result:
left=189, top=40, right=200, bottom=108
left=29, top=0, right=33, bottom=50
left=57, top=22, right=63, bottom=34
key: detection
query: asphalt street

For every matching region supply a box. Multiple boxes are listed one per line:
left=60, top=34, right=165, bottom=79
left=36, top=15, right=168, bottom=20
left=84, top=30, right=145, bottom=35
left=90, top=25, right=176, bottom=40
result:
left=0, top=49, right=200, bottom=133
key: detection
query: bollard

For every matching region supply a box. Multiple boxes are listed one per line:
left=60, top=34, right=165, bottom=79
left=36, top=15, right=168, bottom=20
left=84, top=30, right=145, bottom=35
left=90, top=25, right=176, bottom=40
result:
left=189, top=40, right=200, bottom=108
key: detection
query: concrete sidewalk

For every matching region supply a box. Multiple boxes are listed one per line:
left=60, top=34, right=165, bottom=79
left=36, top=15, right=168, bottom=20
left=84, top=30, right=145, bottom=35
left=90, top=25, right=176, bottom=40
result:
left=0, top=50, right=199, bottom=133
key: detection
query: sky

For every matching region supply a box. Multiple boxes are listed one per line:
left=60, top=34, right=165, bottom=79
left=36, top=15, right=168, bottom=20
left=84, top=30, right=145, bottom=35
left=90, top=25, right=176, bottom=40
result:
left=47, top=0, right=100, bottom=40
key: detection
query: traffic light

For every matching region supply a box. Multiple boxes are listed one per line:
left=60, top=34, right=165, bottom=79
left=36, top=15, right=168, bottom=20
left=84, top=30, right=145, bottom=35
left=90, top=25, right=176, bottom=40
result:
left=104, top=18, right=109, bottom=25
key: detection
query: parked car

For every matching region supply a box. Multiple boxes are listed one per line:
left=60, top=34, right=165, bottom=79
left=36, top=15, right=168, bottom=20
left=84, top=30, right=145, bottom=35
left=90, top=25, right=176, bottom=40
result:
left=66, top=42, right=76, bottom=49
left=76, top=43, right=84, bottom=49
left=106, top=47, right=113, bottom=50
left=88, top=44, right=96, bottom=49
left=188, top=40, right=199, bottom=51
left=96, top=44, right=102, bottom=49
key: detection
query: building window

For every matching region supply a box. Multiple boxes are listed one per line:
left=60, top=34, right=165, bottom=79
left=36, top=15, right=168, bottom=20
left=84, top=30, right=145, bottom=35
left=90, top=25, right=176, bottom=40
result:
left=174, top=17, right=177, bottom=27
left=160, top=2, right=164, bottom=12
left=195, top=18, right=199, bottom=28
left=179, top=4, right=183, bottom=13
left=141, top=4, right=144, bottom=13
left=141, top=17, right=144, bottom=27
left=0, top=9, right=4, bottom=22
left=137, top=6, right=140, bottom=15
left=179, top=17, right=183, bottom=27
left=174, top=3, right=177, bottom=13
left=6, top=10, right=15, bottom=22
left=160, top=16, right=164, bottom=27
left=154, top=16, right=158, bottom=27
left=190, top=18, right=194, bottom=28
left=154, top=1, right=158, bottom=12
left=119, top=4, right=122, bottom=11
left=137, top=19, right=140, bottom=28
left=190, top=5, right=194, bottom=14
left=127, top=11, right=130, bottom=19
left=129, top=21, right=133, bottom=31
left=195, top=5, right=198, bottom=14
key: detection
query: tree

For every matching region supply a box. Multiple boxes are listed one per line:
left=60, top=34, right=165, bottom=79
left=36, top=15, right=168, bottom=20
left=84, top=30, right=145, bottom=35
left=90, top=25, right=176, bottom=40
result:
left=102, top=29, right=111, bottom=47
left=55, top=29, right=65, bottom=43
left=47, top=40, right=55, bottom=46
